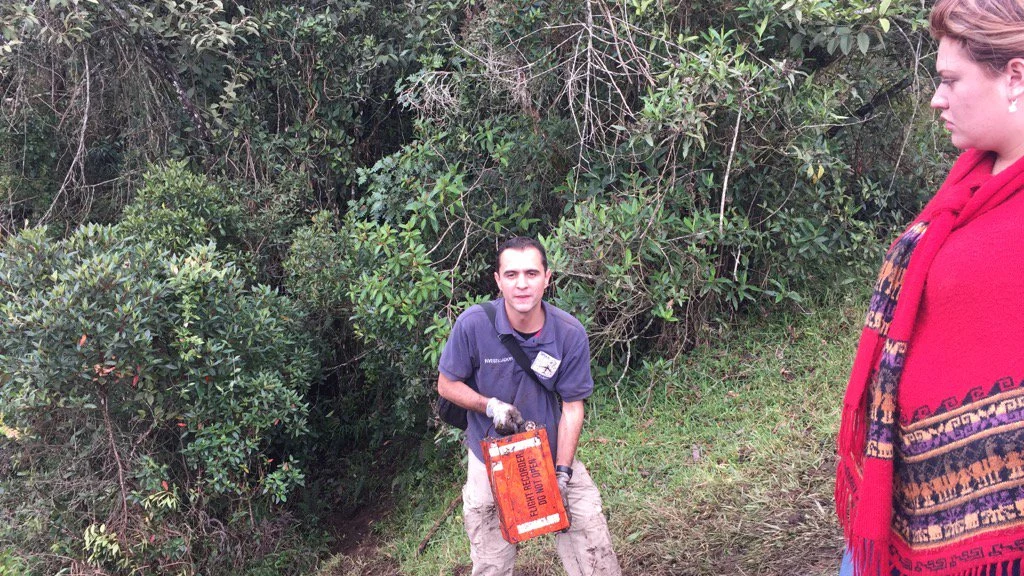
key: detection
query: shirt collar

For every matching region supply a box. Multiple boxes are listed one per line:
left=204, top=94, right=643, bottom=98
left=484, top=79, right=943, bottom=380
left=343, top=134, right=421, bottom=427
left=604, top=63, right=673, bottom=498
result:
left=494, top=298, right=555, bottom=344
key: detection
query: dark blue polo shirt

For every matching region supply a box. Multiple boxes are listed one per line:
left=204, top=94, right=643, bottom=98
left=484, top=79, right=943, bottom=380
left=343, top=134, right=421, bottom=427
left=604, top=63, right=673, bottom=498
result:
left=438, top=298, right=594, bottom=463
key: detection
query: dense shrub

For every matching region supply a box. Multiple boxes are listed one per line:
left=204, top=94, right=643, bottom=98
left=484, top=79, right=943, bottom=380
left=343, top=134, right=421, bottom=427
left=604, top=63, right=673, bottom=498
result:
left=120, top=161, right=246, bottom=255
left=0, top=222, right=316, bottom=574
left=286, top=210, right=455, bottom=436
left=1, top=0, right=951, bottom=355
left=122, top=161, right=316, bottom=284
left=349, top=0, right=949, bottom=363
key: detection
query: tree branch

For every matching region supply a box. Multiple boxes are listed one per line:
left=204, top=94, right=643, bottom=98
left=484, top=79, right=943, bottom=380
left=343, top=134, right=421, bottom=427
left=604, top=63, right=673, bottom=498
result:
left=100, top=387, right=130, bottom=529
left=827, top=75, right=912, bottom=138
left=103, top=1, right=215, bottom=153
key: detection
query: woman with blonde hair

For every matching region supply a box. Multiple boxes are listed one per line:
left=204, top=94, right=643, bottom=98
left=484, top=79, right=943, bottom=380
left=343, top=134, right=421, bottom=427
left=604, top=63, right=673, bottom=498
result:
left=836, top=0, right=1024, bottom=574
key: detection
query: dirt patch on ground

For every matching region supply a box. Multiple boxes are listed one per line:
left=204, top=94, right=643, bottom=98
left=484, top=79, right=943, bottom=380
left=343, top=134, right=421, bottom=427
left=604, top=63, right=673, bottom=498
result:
left=318, top=552, right=401, bottom=576
left=318, top=499, right=401, bottom=576
left=327, top=501, right=389, bottom=557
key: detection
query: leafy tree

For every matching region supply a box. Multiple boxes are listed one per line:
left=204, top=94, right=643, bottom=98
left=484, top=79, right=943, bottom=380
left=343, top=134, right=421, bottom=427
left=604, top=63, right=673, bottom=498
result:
left=0, top=199, right=316, bottom=574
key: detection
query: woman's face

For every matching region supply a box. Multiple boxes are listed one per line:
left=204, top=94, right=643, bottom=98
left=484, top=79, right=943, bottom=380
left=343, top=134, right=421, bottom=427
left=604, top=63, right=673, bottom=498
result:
left=930, top=37, right=1015, bottom=153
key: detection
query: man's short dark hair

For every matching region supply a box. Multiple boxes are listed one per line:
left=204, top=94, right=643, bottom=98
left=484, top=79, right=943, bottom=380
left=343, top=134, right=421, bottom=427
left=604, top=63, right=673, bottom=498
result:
left=496, top=237, right=548, bottom=271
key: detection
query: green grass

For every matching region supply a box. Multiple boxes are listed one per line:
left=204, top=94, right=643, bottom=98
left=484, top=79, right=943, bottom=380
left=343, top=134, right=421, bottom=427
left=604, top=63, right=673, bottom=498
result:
left=315, top=299, right=865, bottom=576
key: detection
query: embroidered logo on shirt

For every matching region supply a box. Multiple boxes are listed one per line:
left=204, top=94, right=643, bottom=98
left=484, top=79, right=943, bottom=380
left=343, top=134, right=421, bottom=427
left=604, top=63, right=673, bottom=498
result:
left=531, top=351, right=560, bottom=379
left=484, top=356, right=514, bottom=364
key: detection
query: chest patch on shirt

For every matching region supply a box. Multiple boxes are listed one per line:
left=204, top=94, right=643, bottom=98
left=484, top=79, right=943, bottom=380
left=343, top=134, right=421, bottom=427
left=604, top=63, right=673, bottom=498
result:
left=531, top=351, right=560, bottom=379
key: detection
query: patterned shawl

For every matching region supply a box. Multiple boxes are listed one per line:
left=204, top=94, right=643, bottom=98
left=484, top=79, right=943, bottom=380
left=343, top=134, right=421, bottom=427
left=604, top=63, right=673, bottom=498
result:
left=836, top=149, right=1024, bottom=575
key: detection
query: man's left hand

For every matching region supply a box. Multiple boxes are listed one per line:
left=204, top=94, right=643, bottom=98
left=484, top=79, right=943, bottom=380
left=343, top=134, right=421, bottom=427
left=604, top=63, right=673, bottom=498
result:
left=555, top=466, right=571, bottom=531
left=556, top=469, right=570, bottom=496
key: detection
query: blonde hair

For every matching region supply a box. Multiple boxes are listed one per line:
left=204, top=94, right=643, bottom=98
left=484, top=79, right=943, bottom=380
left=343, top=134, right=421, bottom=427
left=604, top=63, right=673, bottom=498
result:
left=930, top=0, right=1024, bottom=73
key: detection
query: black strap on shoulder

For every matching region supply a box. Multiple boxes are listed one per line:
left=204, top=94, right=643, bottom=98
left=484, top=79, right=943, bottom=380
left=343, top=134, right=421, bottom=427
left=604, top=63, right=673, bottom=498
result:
left=483, top=301, right=544, bottom=387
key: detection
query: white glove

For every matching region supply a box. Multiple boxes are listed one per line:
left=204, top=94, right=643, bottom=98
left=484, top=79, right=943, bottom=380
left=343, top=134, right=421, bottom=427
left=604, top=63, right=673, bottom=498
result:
left=485, top=397, right=523, bottom=436
left=556, top=469, right=571, bottom=495
left=555, top=466, right=572, bottom=531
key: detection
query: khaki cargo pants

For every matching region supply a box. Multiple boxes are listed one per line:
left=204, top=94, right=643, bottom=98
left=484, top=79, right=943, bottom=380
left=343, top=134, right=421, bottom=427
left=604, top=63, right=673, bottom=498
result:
left=463, top=453, right=622, bottom=576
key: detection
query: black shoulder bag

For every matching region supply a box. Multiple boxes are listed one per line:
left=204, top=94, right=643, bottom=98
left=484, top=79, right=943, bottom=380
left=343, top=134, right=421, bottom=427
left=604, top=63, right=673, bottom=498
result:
left=437, top=301, right=543, bottom=429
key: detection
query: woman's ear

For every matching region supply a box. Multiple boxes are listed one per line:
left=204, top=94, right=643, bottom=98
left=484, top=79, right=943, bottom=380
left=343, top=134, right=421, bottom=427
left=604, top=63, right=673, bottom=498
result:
left=1007, top=57, right=1024, bottom=101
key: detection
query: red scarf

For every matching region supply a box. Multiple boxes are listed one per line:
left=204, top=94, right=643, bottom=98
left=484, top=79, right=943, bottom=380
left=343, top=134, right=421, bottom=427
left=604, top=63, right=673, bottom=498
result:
left=836, top=149, right=1024, bottom=575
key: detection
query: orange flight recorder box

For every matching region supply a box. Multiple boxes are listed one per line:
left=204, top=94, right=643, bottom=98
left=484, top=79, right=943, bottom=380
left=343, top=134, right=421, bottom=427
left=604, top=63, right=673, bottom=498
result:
left=481, top=427, right=570, bottom=544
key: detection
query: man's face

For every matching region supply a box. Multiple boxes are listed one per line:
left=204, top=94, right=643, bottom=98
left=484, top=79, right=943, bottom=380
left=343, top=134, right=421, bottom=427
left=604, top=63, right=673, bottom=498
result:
left=494, top=247, right=551, bottom=317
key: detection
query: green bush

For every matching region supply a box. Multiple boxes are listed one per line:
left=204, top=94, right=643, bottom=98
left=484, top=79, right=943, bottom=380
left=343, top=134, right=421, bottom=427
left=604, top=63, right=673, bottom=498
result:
left=0, top=222, right=316, bottom=574
left=286, top=210, right=455, bottom=435
left=376, top=0, right=945, bottom=363
left=120, top=160, right=245, bottom=255
left=1, top=0, right=949, bottom=362
left=545, top=184, right=767, bottom=356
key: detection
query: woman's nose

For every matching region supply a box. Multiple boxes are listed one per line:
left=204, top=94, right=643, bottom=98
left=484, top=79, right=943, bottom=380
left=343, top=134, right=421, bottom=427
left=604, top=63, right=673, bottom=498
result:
left=930, top=88, right=947, bottom=110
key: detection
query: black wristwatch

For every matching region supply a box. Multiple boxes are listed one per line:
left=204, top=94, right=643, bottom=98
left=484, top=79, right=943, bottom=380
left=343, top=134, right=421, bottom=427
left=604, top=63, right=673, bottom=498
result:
left=555, top=464, right=573, bottom=479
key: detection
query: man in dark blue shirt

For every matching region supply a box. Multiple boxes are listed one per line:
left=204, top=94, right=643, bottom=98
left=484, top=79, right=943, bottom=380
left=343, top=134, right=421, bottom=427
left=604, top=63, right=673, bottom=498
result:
left=437, top=237, right=620, bottom=576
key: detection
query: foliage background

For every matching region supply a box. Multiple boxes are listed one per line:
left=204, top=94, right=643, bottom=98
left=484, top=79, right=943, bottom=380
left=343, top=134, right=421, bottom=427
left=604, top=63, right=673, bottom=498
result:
left=0, top=0, right=953, bottom=573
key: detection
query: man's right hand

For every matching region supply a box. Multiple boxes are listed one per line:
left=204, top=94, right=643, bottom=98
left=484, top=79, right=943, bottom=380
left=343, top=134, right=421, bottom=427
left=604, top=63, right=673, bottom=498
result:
left=485, top=398, right=523, bottom=435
